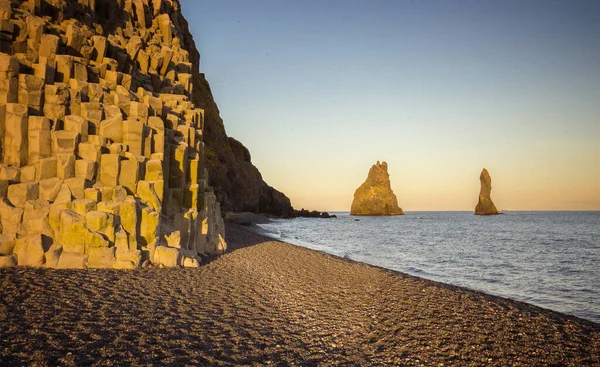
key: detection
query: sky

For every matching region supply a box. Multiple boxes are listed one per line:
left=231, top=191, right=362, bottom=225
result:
left=181, top=0, right=600, bottom=211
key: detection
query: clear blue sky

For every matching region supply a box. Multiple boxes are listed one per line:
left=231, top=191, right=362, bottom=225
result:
left=181, top=0, right=600, bottom=211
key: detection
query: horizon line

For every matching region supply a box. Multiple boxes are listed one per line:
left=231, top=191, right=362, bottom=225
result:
left=316, top=209, right=600, bottom=213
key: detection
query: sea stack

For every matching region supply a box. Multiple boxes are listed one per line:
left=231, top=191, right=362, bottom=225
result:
left=475, top=168, right=499, bottom=215
left=350, top=161, right=404, bottom=216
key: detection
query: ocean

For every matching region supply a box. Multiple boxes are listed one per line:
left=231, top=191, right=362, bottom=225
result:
left=255, top=211, right=600, bottom=324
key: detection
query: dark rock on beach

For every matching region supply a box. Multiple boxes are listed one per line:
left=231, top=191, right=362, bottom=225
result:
left=295, top=208, right=337, bottom=218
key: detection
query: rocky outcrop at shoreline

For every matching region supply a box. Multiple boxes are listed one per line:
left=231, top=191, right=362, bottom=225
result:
left=475, top=168, right=499, bottom=215
left=294, top=208, right=336, bottom=218
left=0, top=0, right=226, bottom=269
left=351, top=161, right=404, bottom=216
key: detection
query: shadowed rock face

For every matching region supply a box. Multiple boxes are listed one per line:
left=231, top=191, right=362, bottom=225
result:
left=351, top=161, right=404, bottom=216
left=150, top=2, right=293, bottom=218
left=475, top=168, right=499, bottom=215
left=186, top=58, right=293, bottom=218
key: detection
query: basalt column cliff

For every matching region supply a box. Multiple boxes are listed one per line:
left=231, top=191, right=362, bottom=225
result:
left=0, top=0, right=227, bottom=269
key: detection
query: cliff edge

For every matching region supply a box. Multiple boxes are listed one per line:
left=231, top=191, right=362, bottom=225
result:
left=475, top=168, right=499, bottom=215
left=350, top=161, right=404, bottom=216
left=170, top=10, right=293, bottom=217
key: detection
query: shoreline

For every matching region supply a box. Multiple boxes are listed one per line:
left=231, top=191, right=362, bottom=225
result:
left=240, top=222, right=600, bottom=328
left=247, top=211, right=600, bottom=324
left=0, top=223, right=599, bottom=365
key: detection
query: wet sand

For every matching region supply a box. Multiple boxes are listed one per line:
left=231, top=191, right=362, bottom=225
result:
left=1, top=224, right=599, bottom=366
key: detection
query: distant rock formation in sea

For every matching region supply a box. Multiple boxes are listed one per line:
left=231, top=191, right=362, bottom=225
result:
left=350, top=161, right=404, bottom=216
left=475, top=168, right=499, bottom=215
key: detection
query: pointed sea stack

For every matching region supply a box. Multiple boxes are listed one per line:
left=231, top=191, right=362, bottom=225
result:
left=475, top=168, right=499, bottom=215
left=350, top=161, right=404, bottom=216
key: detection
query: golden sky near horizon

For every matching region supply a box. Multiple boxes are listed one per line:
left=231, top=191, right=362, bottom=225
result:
left=261, top=139, right=600, bottom=212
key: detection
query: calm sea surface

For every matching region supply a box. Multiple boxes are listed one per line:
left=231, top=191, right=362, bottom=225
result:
left=256, top=211, right=600, bottom=324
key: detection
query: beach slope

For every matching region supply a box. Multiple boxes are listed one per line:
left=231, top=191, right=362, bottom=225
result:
left=1, top=224, right=599, bottom=366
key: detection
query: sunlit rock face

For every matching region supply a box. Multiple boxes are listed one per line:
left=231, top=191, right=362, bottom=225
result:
left=475, top=168, right=499, bottom=215
left=0, top=0, right=227, bottom=269
left=350, top=161, right=404, bottom=216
